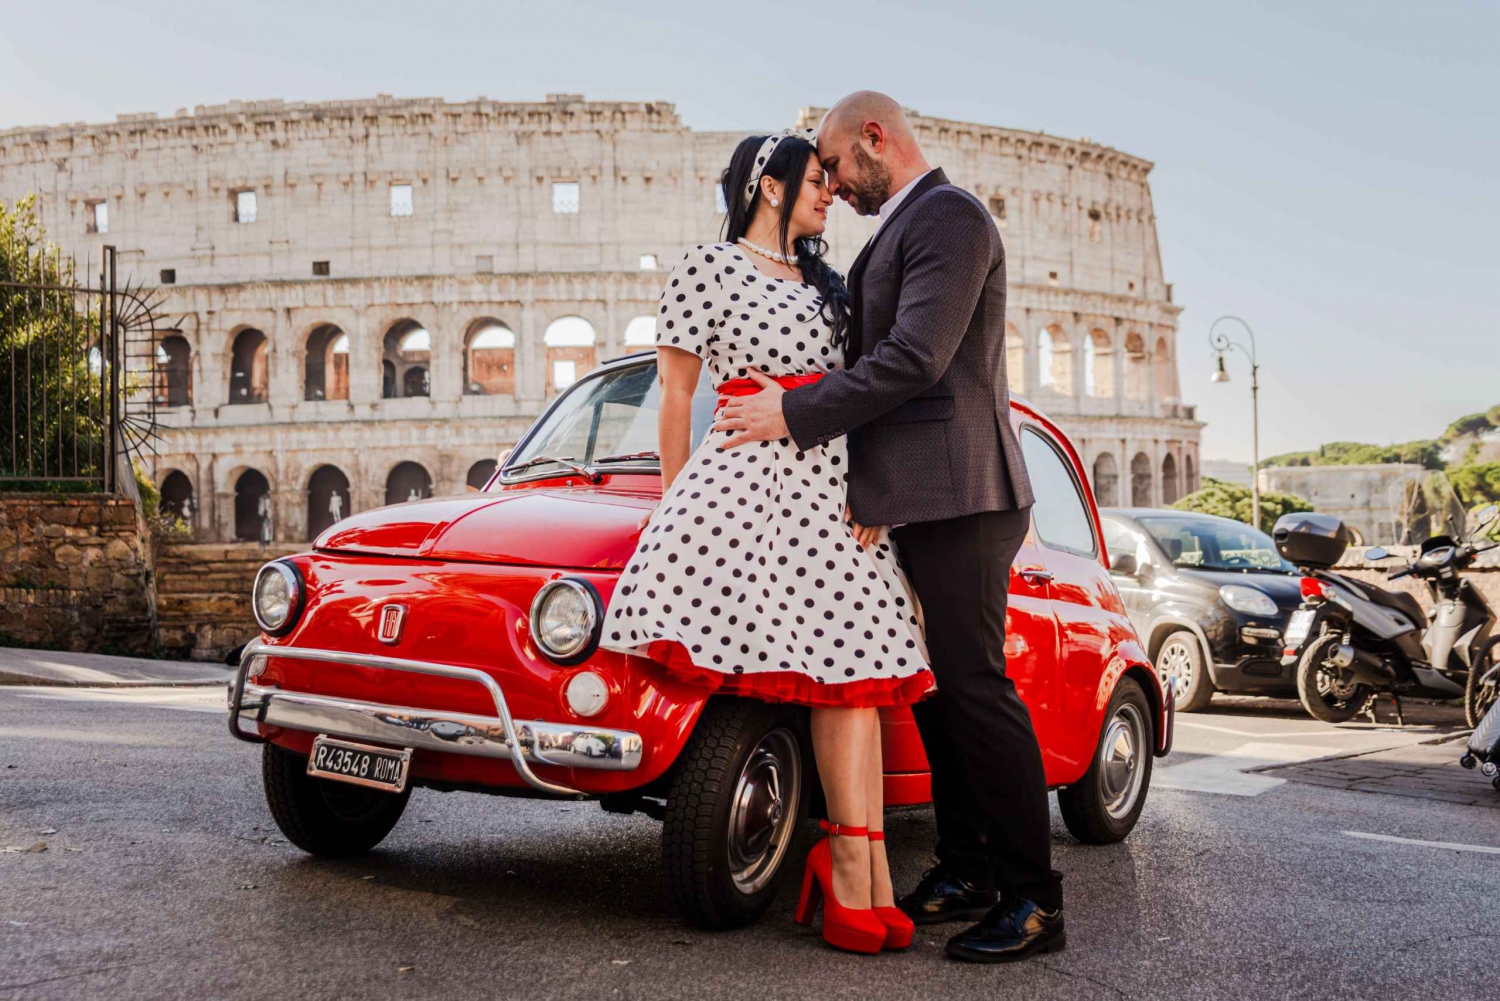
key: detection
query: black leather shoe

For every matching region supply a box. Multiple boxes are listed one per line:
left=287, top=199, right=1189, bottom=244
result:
left=897, top=866, right=999, bottom=925
left=945, top=898, right=1065, bottom=963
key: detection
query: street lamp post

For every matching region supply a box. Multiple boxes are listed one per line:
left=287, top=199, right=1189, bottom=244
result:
left=1208, top=316, right=1261, bottom=529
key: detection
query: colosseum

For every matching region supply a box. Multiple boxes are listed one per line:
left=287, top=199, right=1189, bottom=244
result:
left=0, top=94, right=1200, bottom=543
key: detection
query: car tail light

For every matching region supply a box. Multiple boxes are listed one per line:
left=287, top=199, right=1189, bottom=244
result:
left=1300, top=577, right=1332, bottom=602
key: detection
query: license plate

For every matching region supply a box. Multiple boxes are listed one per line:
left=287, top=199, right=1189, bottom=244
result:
left=1284, top=609, right=1316, bottom=647
left=307, top=735, right=411, bottom=793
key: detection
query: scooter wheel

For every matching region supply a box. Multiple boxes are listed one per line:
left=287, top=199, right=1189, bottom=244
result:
left=1460, top=753, right=1477, bottom=770
left=1492, top=775, right=1500, bottom=792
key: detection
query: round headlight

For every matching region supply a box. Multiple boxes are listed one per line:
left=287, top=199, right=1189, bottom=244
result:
left=1219, top=584, right=1278, bottom=617
left=565, top=671, right=610, bottom=717
left=253, top=561, right=304, bottom=636
left=530, top=579, right=601, bottom=664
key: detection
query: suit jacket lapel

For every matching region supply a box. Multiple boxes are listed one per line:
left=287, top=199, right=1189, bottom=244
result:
left=845, top=169, right=949, bottom=364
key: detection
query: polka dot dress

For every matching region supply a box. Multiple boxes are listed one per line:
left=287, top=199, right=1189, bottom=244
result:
left=600, top=244, right=933, bottom=708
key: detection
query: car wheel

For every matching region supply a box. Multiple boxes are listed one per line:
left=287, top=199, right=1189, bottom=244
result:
left=662, top=698, right=810, bottom=930
left=1464, top=636, right=1500, bottom=729
left=262, top=743, right=411, bottom=857
left=1155, top=631, right=1213, bottom=713
left=1294, top=633, right=1370, bottom=724
left=1058, top=676, right=1154, bottom=844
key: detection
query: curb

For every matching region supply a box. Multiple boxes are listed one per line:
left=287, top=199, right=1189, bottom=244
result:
left=0, top=672, right=229, bottom=689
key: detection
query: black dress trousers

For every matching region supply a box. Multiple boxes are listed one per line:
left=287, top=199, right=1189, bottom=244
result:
left=892, top=507, right=1063, bottom=911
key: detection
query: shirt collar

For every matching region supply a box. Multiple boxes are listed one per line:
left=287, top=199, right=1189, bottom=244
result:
left=877, top=170, right=933, bottom=230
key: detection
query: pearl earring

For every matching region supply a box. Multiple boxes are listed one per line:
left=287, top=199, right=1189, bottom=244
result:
left=769, top=197, right=779, bottom=207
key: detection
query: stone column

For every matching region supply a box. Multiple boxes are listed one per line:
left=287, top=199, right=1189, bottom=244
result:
left=269, top=308, right=300, bottom=410
left=349, top=310, right=379, bottom=406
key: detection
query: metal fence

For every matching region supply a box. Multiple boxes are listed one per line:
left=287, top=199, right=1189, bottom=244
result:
left=0, top=243, right=165, bottom=493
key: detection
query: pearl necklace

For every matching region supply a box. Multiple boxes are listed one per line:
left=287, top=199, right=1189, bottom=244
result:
left=738, top=238, right=798, bottom=266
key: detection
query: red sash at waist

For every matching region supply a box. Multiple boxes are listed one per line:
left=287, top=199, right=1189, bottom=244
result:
left=716, top=372, right=824, bottom=407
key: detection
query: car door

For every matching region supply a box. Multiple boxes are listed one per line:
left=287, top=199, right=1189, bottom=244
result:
left=1018, top=424, right=1121, bottom=782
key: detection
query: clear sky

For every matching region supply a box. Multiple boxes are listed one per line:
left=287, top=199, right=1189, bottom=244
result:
left=2, top=0, right=1494, bottom=462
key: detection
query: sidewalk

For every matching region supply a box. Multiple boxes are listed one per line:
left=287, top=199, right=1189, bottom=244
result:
left=1264, top=733, right=1500, bottom=809
left=0, top=646, right=231, bottom=687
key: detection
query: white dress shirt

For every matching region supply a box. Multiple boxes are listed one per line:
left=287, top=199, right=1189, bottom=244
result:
left=875, top=169, right=934, bottom=232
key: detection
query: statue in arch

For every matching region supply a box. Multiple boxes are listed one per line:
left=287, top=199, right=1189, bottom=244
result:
left=328, top=491, right=344, bottom=523
left=257, top=493, right=272, bottom=547
left=407, top=487, right=422, bottom=503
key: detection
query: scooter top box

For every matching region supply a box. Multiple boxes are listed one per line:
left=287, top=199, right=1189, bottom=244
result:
left=1273, top=512, right=1351, bottom=569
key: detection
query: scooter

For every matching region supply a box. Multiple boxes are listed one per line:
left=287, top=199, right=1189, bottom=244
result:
left=1273, top=502, right=1499, bottom=724
left=1459, top=687, right=1500, bottom=791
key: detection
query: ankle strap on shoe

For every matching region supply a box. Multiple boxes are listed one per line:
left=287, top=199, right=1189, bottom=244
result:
left=819, top=820, right=869, bottom=838
left=867, top=831, right=885, bottom=842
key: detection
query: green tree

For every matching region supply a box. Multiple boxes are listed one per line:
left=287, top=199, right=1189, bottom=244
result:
left=0, top=196, right=108, bottom=490
left=1449, top=462, right=1500, bottom=505
left=1171, top=477, right=1313, bottom=533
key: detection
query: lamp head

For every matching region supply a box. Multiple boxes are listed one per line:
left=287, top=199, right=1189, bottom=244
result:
left=1211, top=354, right=1230, bottom=383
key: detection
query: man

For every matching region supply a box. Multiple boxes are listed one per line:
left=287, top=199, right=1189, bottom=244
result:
left=714, top=91, right=1064, bottom=963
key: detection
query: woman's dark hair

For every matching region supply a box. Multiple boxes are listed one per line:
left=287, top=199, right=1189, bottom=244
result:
left=720, top=134, right=851, bottom=350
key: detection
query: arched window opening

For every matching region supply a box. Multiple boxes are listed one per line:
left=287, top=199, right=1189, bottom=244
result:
left=464, top=321, right=515, bottom=396
left=466, top=459, right=498, bottom=492
left=382, top=320, right=431, bottom=398
left=1162, top=453, right=1180, bottom=505
left=228, top=329, right=269, bottom=404
left=1130, top=452, right=1153, bottom=508
left=1036, top=324, right=1070, bottom=392
left=623, top=315, right=656, bottom=348
left=160, top=470, right=194, bottom=524
left=303, top=324, right=350, bottom=401
left=544, top=316, right=597, bottom=393
left=1153, top=335, right=1175, bottom=402
left=1005, top=322, right=1025, bottom=393
left=234, top=468, right=271, bottom=542
left=1087, top=329, right=1114, bottom=398
left=157, top=334, right=192, bottom=407
left=385, top=461, right=433, bottom=505
left=1092, top=453, right=1119, bottom=507
left=1123, top=332, right=1149, bottom=401
left=306, top=465, right=351, bottom=541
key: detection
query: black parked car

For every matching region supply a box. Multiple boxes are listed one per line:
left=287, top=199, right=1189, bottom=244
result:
left=1100, top=510, right=1305, bottom=711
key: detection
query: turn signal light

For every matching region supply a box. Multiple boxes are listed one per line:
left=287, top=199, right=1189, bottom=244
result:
left=1300, top=577, right=1332, bottom=601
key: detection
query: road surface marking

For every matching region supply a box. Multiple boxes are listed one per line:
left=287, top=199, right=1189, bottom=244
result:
left=4, top=686, right=225, bottom=714
left=1153, top=742, right=1335, bottom=796
left=1344, top=831, right=1500, bottom=856
left=1176, top=720, right=1433, bottom=739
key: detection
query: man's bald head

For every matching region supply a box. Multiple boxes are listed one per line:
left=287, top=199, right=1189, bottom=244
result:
left=817, top=91, right=930, bottom=217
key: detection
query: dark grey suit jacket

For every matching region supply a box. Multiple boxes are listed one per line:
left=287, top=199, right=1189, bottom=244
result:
left=782, top=169, right=1034, bottom=526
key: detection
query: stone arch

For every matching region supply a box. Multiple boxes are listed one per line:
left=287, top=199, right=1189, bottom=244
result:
left=544, top=315, right=597, bottom=392
left=234, top=468, right=271, bottom=541
left=1162, top=452, right=1180, bottom=505
left=623, top=315, right=656, bottom=348
left=382, top=319, right=431, bottom=399
left=306, top=464, right=351, bottom=541
left=1123, top=332, right=1148, bottom=401
left=1153, top=335, right=1175, bottom=402
left=228, top=328, right=269, bottom=404
left=466, top=458, right=498, bottom=492
left=159, top=469, right=195, bottom=523
left=1130, top=452, right=1153, bottom=507
left=1005, top=321, right=1025, bottom=392
left=156, top=333, right=192, bottom=407
left=1037, top=323, right=1070, bottom=392
left=1086, top=329, right=1114, bottom=398
left=303, top=323, right=350, bottom=401
left=1092, top=452, right=1119, bottom=507
left=385, top=460, right=433, bottom=505
left=463, top=319, right=515, bottom=396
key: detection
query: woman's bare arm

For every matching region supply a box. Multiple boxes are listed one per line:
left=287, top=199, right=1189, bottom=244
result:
left=656, top=345, right=702, bottom=495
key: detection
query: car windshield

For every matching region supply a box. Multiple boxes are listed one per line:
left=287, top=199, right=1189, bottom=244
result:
left=500, top=359, right=717, bottom=481
left=1136, top=516, right=1296, bottom=573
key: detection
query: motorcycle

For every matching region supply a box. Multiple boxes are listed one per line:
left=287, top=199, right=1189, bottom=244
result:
left=1273, top=478, right=1499, bottom=725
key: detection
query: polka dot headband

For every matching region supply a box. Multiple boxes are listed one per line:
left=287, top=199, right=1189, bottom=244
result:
left=744, top=127, right=819, bottom=208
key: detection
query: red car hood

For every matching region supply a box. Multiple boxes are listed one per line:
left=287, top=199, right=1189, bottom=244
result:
left=314, top=485, right=656, bottom=570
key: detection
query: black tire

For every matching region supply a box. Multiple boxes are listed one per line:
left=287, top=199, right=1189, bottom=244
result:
left=261, top=743, right=411, bottom=858
left=1154, top=630, right=1214, bottom=713
left=1058, top=676, right=1154, bottom=844
left=1295, top=633, right=1370, bottom=724
left=1465, top=636, right=1500, bottom=729
left=662, top=699, right=810, bottom=930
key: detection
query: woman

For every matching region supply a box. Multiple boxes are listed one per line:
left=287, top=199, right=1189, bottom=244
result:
left=600, top=129, right=933, bottom=954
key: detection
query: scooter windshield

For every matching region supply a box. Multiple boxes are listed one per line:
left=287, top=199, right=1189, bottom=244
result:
left=1394, top=472, right=1469, bottom=546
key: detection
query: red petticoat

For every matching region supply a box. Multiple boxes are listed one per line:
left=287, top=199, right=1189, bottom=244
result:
left=645, top=639, right=935, bottom=709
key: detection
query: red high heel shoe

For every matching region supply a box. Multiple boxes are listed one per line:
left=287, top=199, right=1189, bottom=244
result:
left=868, top=831, right=915, bottom=950
left=793, top=821, right=887, bottom=954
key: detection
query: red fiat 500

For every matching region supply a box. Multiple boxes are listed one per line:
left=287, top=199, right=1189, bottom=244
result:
left=229, top=352, right=1172, bottom=929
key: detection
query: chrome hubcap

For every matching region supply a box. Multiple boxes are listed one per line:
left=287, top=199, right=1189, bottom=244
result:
left=727, top=728, right=801, bottom=894
left=1099, top=703, right=1146, bottom=820
left=1157, top=642, right=1193, bottom=700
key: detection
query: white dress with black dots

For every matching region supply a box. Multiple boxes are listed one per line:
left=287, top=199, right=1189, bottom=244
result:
left=600, top=243, right=933, bottom=708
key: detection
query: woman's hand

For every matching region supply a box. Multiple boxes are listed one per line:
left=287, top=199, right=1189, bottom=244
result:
left=638, top=505, right=657, bottom=531
left=846, top=505, right=884, bottom=549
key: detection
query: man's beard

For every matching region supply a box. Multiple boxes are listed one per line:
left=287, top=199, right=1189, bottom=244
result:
left=846, top=145, right=894, bottom=216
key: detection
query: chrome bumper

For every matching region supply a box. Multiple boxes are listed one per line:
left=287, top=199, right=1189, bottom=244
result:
left=229, top=641, right=643, bottom=797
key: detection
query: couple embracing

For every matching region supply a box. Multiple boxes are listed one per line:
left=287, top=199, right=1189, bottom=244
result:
left=601, top=92, right=1064, bottom=963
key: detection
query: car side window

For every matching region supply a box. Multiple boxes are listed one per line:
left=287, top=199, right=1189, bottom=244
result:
left=1021, top=427, right=1098, bottom=558
left=1102, top=519, right=1134, bottom=562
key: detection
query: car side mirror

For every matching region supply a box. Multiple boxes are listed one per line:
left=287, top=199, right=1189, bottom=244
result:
left=1109, top=552, right=1138, bottom=577
left=1365, top=546, right=1389, bottom=561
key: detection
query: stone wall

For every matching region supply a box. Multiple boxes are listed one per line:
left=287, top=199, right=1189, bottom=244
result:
left=155, top=541, right=300, bottom=662
left=0, top=494, right=156, bottom=655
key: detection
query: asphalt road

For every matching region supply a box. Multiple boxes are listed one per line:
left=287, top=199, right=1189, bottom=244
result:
left=2, top=684, right=1497, bottom=1001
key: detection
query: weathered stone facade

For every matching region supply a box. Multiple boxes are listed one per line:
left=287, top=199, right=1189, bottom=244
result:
left=1258, top=464, right=1427, bottom=544
left=0, top=95, right=1201, bottom=542
left=0, top=495, right=156, bottom=654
